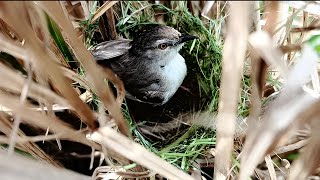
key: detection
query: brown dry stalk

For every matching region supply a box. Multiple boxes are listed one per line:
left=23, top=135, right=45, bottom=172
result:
left=79, top=1, right=90, bottom=20
left=201, top=1, right=215, bottom=18
left=263, top=2, right=281, bottom=37
left=214, top=2, right=249, bottom=179
left=0, top=2, right=98, bottom=130
left=241, top=3, right=286, bottom=179
left=100, top=7, right=117, bottom=41
left=91, top=126, right=196, bottom=180
left=239, top=45, right=319, bottom=179
left=0, top=151, right=90, bottom=180
left=291, top=25, right=320, bottom=33
left=287, top=11, right=309, bottom=65
left=0, top=1, right=130, bottom=168
left=0, top=90, right=100, bottom=150
left=0, top=133, right=73, bottom=144
left=280, top=44, right=302, bottom=53
left=247, top=1, right=280, bottom=127
left=265, top=155, right=277, bottom=180
left=274, top=2, right=314, bottom=47
left=283, top=1, right=320, bottom=16
left=36, top=1, right=130, bottom=136
left=0, top=112, right=60, bottom=166
left=101, top=68, right=125, bottom=106
left=248, top=32, right=288, bottom=79
left=91, top=1, right=118, bottom=24
left=116, top=170, right=151, bottom=179
left=288, top=106, right=320, bottom=180
left=0, top=34, right=27, bottom=60
left=61, top=67, right=93, bottom=92
left=0, top=63, right=72, bottom=111
left=271, top=139, right=308, bottom=156
left=7, top=63, right=32, bottom=155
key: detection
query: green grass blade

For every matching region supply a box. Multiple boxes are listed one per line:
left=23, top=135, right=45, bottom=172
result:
left=46, top=13, right=74, bottom=65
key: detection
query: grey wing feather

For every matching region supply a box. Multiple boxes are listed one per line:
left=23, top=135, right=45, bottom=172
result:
left=90, top=39, right=132, bottom=60
left=126, top=83, right=166, bottom=106
left=126, top=90, right=164, bottom=106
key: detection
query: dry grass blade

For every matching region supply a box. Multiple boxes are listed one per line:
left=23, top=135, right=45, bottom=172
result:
left=311, top=68, right=320, bottom=93
left=0, top=113, right=59, bottom=166
left=0, top=63, right=72, bottom=111
left=263, top=1, right=280, bottom=36
left=101, top=68, right=125, bottom=105
left=201, top=1, right=215, bottom=18
left=8, top=57, right=32, bottom=155
left=62, top=67, right=92, bottom=92
left=91, top=1, right=118, bottom=23
left=99, top=6, right=117, bottom=41
left=90, top=126, right=196, bottom=180
left=246, top=2, right=281, bottom=127
left=0, top=90, right=100, bottom=150
left=0, top=2, right=97, bottom=130
left=289, top=137, right=320, bottom=179
left=0, top=34, right=27, bottom=60
left=271, top=139, right=308, bottom=156
left=265, top=155, right=277, bottom=180
left=36, top=1, right=129, bottom=136
left=239, top=45, right=319, bottom=180
left=0, top=133, right=70, bottom=144
left=280, top=44, right=302, bottom=54
left=0, top=151, right=90, bottom=180
left=80, top=1, right=90, bottom=20
left=284, top=1, right=320, bottom=15
left=291, top=25, right=320, bottom=33
left=273, top=2, right=312, bottom=43
left=248, top=31, right=288, bottom=79
left=92, top=166, right=152, bottom=179
left=62, top=66, right=125, bottom=105
left=214, top=2, right=249, bottom=179
left=250, top=1, right=261, bottom=32
left=273, top=2, right=290, bottom=46
left=246, top=51, right=265, bottom=128
left=288, top=108, right=320, bottom=180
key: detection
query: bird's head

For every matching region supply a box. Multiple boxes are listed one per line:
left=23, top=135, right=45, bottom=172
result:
left=130, top=25, right=198, bottom=61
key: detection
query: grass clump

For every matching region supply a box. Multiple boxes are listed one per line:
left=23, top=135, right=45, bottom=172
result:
left=123, top=99, right=216, bottom=172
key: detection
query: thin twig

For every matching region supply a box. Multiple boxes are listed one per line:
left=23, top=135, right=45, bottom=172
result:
left=91, top=1, right=118, bottom=23
left=265, top=155, right=277, bottom=180
left=0, top=131, right=86, bottom=144
left=8, top=62, right=32, bottom=155
left=291, top=25, right=320, bottom=32
left=271, top=139, right=309, bottom=156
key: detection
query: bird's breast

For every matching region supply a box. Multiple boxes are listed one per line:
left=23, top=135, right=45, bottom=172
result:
left=159, top=53, right=187, bottom=102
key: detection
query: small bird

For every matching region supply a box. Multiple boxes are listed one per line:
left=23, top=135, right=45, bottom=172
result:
left=91, top=25, right=198, bottom=106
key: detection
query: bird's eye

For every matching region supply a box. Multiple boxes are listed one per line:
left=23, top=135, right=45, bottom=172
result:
left=158, top=43, right=168, bottom=50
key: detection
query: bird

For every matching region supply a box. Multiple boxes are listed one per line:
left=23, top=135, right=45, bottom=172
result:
left=90, top=25, right=198, bottom=106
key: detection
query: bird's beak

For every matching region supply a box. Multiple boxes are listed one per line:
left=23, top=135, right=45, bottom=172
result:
left=178, top=34, right=199, bottom=44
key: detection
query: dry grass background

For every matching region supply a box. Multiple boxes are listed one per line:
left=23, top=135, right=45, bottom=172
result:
left=0, top=1, right=319, bottom=180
